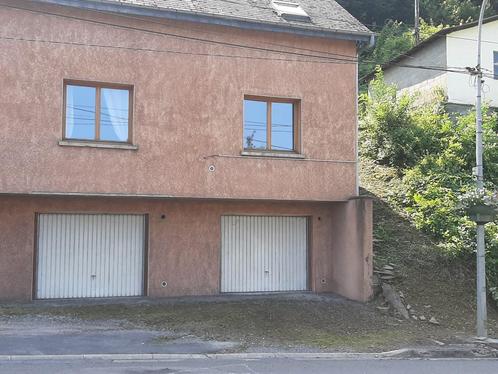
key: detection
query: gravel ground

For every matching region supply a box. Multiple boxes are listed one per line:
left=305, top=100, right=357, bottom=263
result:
left=0, top=293, right=487, bottom=353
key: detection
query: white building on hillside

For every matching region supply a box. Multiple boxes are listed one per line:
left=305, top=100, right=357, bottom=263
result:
left=368, top=16, right=498, bottom=112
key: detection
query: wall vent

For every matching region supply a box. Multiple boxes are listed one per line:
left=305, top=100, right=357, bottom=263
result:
left=271, top=1, right=311, bottom=22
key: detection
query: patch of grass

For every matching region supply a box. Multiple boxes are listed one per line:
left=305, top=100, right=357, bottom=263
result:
left=0, top=297, right=478, bottom=352
left=307, top=330, right=418, bottom=351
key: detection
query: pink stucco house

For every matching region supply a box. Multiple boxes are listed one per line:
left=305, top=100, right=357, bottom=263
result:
left=0, top=0, right=374, bottom=302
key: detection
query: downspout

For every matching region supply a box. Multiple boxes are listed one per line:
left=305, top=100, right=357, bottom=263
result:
left=355, top=47, right=360, bottom=196
left=356, top=34, right=375, bottom=196
left=369, top=34, right=376, bottom=49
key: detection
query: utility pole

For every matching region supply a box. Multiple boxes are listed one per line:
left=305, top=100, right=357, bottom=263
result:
left=414, top=0, right=420, bottom=44
left=475, top=0, right=488, bottom=339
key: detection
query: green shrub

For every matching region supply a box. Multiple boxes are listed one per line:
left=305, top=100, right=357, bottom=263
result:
left=359, top=69, right=442, bottom=169
left=361, top=72, right=498, bottom=302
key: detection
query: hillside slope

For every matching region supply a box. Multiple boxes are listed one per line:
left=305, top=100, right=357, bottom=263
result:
left=361, top=159, right=497, bottom=337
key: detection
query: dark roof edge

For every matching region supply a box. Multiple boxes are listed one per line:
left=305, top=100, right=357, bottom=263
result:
left=362, top=14, right=498, bottom=82
left=36, top=0, right=373, bottom=43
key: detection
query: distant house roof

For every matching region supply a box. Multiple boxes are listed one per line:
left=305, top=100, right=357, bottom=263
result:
left=36, top=0, right=373, bottom=42
left=363, top=15, right=498, bottom=82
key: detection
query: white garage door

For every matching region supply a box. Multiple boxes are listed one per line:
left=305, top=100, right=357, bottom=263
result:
left=221, top=216, right=308, bottom=293
left=36, top=214, right=146, bottom=299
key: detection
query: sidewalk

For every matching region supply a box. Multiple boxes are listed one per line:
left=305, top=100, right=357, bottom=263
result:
left=1, top=356, right=498, bottom=374
left=0, top=315, right=237, bottom=356
left=0, top=346, right=497, bottom=362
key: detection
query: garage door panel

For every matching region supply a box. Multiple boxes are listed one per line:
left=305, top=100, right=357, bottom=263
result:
left=36, top=214, right=145, bottom=299
left=221, top=216, right=308, bottom=293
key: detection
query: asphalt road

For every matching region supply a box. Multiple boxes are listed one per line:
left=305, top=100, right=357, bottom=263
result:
left=0, top=358, right=497, bottom=373
left=0, top=315, right=237, bottom=355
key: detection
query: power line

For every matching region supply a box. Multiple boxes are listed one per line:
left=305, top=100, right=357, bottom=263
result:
left=6, top=1, right=496, bottom=67
left=381, top=64, right=465, bottom=74
left=0, top=34, right=355, bottom=65
left=447, top=35, right=498, bottom=45
left=0, top=3, right=358, bottom=64
left=2, top=4, right=494, bottom=79
left=67, top=2, right=359, bottom=60
left=3, top=33, right=493, bottom=79
left=248, top=138, right=292, bottom=150
left=68, top=105, right=129, bottom=121
left=359, top=62, right=495, bottom=80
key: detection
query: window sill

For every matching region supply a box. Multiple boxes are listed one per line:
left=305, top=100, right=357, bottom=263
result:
left=241, top=151, right=305, bottom=159
left=58, top=140, right=138, bottom=150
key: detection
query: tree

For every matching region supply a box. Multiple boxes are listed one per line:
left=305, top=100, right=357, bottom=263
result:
left=421, top=0, right=498, bottom=24
left=338, top=0, right=498, bottom=27
left=359, top=20, right=414, bottom=79
left=337, top=0, right=413, bottom=26
left=358, top=18, right=444, bottom=82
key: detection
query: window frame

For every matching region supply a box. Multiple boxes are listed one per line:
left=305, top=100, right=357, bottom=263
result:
left=63, top=80, right=134, bottom=144
left=243, top=95, right=301, bottom=153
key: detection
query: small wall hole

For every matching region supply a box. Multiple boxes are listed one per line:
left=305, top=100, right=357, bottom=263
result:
left=161, top=281, right=168, bottom=288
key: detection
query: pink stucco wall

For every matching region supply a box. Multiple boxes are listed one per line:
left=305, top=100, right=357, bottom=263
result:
left=0, top=195, right=372, bottom=302
left=0, top=0, right=358, bottom=201
left=0, top=2, right=373, bottom=303
left=330, top=197, right=373, bottom=302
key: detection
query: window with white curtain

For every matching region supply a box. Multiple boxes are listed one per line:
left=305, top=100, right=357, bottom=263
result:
left=64, top=81, right=132, bottom=143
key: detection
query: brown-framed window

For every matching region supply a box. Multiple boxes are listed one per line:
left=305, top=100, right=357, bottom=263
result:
left=243, top=96, right=300, bottom=152
left=63, top=80, right=133, bottom=143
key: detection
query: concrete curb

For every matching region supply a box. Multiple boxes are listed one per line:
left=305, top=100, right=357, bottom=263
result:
left=0, top=348, right=496, bottom=361
left=0, top=350, right=405, bottom=361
